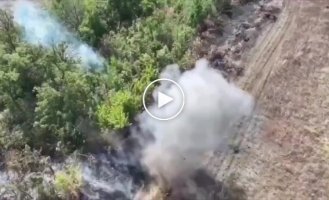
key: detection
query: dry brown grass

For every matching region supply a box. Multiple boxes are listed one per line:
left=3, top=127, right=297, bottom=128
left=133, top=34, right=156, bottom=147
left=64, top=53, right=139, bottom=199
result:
left=206, top=0, right=329, bottom=199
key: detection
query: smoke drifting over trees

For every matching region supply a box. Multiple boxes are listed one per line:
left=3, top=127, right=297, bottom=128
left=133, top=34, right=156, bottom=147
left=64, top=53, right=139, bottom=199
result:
left=13, top=1, right=104, bottom=68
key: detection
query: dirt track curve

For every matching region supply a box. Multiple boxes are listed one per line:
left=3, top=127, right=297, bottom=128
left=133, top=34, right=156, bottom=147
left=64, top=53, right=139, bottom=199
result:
left=208, top=0, right=329, bottom=199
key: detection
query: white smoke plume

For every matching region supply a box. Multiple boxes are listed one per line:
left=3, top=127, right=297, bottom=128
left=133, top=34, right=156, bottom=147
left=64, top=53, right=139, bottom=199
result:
left=139, top=59, right=254, bottom=187
left=12, top=1, right=104, bottom=68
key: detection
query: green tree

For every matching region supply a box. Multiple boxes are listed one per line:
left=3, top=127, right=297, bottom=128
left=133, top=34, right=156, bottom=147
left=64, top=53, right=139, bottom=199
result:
left=50, top=0, right=159, bottom=46
left=49, top=0, right=85, bottom=31
left=0, top=9, right=19, bottom=52
left=33, top=69, right=98, bottom=152
left=97, top=90, right=139, bottom=129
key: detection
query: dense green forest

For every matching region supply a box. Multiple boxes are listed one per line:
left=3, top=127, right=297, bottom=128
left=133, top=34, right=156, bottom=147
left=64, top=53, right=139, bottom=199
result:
left=0, top=0, right=231, bottom=154
left=0, top=0, right=232, bottom=198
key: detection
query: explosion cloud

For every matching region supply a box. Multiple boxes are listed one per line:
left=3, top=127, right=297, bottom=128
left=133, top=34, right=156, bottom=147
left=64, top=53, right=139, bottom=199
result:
left=139, top=59, right=254, bottom=189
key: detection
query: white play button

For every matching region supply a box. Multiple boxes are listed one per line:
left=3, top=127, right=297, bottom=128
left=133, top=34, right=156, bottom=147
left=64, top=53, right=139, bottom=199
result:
left=143, top=78, right=185, bottom=121
left=157, top=92, right=173, bottom=108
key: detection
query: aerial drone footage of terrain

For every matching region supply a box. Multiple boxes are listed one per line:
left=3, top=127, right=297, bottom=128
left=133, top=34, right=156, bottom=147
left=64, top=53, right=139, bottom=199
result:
left=0, top=0, right=329, bottom=199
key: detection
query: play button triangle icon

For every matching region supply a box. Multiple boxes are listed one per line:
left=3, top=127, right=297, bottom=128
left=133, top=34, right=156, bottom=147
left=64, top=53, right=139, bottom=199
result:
left=158, top=92, right=173, bottom=108
left=143, top=78, right=185, bottom=120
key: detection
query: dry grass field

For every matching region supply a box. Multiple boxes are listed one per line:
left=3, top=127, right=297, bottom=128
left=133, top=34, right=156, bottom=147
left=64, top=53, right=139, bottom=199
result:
left=208, top=0, right=329, bottom=199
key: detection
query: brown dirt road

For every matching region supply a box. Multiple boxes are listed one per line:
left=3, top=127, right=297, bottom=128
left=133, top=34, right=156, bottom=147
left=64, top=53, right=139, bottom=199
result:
left=208, top=0, right=329, bottom=199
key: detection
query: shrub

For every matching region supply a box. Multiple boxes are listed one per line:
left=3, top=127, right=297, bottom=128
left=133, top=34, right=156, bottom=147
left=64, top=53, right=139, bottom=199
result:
left=97, top=90, right=139, bottom=129
left=54, top=165, right=83, bottom=199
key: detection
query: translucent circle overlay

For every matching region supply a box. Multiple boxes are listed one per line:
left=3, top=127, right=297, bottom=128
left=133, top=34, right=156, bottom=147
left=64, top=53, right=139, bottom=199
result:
left=142, top=78, right=185, bottom=121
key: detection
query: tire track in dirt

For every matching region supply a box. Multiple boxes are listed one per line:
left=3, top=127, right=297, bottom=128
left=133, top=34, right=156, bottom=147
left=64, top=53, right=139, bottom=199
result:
left=216, top=0, right=329, bottom=199
left=227, top=0, right=327, bottom=174
left=249, top=1, right=329, bottom=198
left=240, top=0, right=295, bottom=98
left=213, top=0, right=298, bottom=176
left=242, top=0, right=323, bottom=151
left=207, top=2, right=329, bottom=199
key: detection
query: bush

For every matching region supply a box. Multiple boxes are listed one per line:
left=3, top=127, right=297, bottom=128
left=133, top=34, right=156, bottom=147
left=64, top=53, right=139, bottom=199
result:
left=54, top=165, right=83, bottom=199
left=97, top=90, right=139, bottom=129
